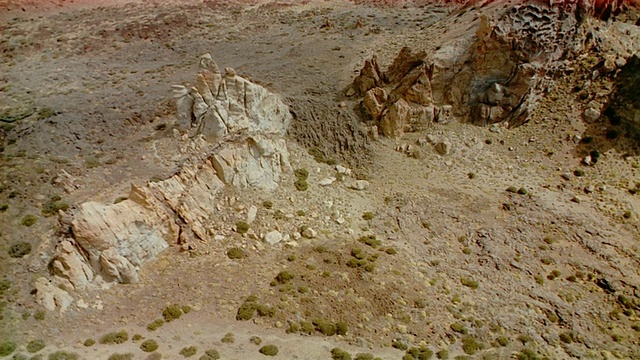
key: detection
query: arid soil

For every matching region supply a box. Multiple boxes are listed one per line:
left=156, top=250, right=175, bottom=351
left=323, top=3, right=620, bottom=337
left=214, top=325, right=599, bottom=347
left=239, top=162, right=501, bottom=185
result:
left=1, top=1, right=640, bottom=360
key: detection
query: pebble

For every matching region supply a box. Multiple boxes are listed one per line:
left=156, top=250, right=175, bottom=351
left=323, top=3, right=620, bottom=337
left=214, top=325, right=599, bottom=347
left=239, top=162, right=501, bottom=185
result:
left=319, top=178, right=335, bottom=186
left=302, top=228, right=317, bottom=239
left=350, top=180, right=370, bottom=191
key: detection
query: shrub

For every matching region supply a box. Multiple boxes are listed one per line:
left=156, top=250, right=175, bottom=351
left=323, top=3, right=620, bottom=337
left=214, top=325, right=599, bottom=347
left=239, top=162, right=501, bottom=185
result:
left=113, top=197, right=128, bottom=204
left=227, top=247, right=245, bottom=259
left=26, top=339, right=45, bottom=353
left=460, top=277, right=478, bottom=289
left=300, top=321, right=315, bottom=335
left=256, top=305, right=275, bottom=317
left=41, top=197, right=69, bottom=217
left=259, top=345, right=279, bottom=356
left=20, top=214, right=37, bottom=227
left=496, top=336, right=509, bottom=347
left=147, top=318, right=164, bottom=331
left=141, top=339, right=159, bottom=352
left=162, top=304, right=183, bottom=322
left=236, top=296, right=258, bottom=320
left=517, top=187, right=528, bottom=195
left=461, top=336, right=480, bottom=355
left=450, top=322, right=468, bottom=334
left=180, top=346, right=198, bottom=357
left=294, top=168, right=309, bottom=180
left=294, top=178, right=309, bottom=191
left=0, top=204, right=7, bottom=212
left=262, top=200, right=273, bottom=209
left=107, top=354, right=133, bottom=360
left=336, top=321, right=348, bottom=335
left=274, top=271, right=294, bottom=284
left=331, top=347, right=352, bottom=360
left=200, top=349, right=220, bottom=360
left=48, top=351, right=79, bottom=360
left=250, top=336, right=262, bottom=345
left=355, top=354, right=374, bottom=360
left=392, top=339, right=409, bottom=351
left=83, top=339, right=95, bottom=347
left=436, top=349, right=449, bottom=359
left=362, top=212, right=375, bottom=220
left=221, top=332, right=234, bottom=343
left=385, top=247, right=398, bottom=255
left=182, top=305, right=191, bottom=314
left=358, top=235, right=380, bottom=248
left=100, top=330, right=129, bottom=344
left=0, top=341, right=16, bottom=357
left=34, top=310, right=45, bottom=321
left=559, top=332, right=573, bottom=343
left=8, top=242, right=32, bottom=258
left=506, top=186, right=518, bottom=193
left=313, top=318, right=337, bottom=336
left=236, top=221, right=249, bottom=234
left=132, top=334, right=143, bottom=342
left=405, top=346, right=434, bottom=360
left=573, top=169, right=585, bottom=177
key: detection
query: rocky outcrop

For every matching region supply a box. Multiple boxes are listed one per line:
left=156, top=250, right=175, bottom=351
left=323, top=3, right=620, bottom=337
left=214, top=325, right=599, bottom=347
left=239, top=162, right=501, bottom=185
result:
left=605, top=54, right=640, bottom=138
left=350, top=0, right=638, bottom=137
left=45, top=54, right=292, bottom=304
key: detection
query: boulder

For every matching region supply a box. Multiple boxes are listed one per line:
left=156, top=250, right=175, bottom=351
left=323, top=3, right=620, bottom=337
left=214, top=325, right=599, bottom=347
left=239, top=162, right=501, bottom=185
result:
left=34, top=277, right=73, bottom=312
left=363, top=87, right=387, bottom=120
left=380, top=99, right=411, bottom=138
left=264, top=230, right=284, bottom=245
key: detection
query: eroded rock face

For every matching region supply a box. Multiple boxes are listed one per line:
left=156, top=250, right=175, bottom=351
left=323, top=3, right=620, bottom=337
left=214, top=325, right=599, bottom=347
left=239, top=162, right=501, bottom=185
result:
left=351, top=0, right=638, bottom=136
left=46, top=54, right=292, bottom=304
left=605, top=54, right=640, bottom=136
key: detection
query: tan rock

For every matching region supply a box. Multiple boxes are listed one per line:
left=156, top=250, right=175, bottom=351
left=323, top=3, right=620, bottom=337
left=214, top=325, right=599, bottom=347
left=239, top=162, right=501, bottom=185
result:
left=363, top=87, right=387, bottom=120
left=379, top=99, right=411, bottom=138
left=34, top=277, right=73, bottom=312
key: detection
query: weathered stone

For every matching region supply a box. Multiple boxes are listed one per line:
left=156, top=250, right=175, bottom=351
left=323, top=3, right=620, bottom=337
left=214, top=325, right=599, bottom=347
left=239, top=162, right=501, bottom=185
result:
left=264, top=230, right=283, bottom=245
left=302, top=228, right=317, bottom=239
left=363, top=87, right=387, bottom=120
left=583, top=107, right=600, bottom=123
left=350, top=180, right=370, bottom=191
left=353, top=56, right=382, bottom=96
left=34, top=277, right=73, bottom=312
left=247, top=205, right=258, bottom=224
left=50, top=240, right=93, bottom=290
left=434, top=140, right=452, bottom=156
left=380, top=99, right=411, bottom=138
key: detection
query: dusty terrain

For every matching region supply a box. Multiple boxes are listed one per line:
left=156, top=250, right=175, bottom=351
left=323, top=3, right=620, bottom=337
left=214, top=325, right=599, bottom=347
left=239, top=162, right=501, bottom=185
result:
left=1, top=0, right=640, bottom=359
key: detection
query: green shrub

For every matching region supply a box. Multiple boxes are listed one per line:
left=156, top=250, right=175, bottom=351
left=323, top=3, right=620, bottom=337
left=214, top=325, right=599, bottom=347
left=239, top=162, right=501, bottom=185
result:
left=385, top=247, right=397, bottom=255
left=221, top=332, right=234, bottom=343
left=559, top=332, right=573, bottom=343
left=331, top=347, right=352, bottom=360
left=436, top=349, right=449, bottom=359
left=461, top=336, right=480, bottom=355
left=0, top=341, right=16, bottom=357
left=182, top=305, right=191, bottom=314
left=405, top=346, right=434, bottom=360
left=259, top=345, right=279, bottom=356
left=132, top=334, right=143, bottom=342
left=450, top=322, right=467, bottom=334
left=294, top=178, right=309, bottom=191
left=495, top=336, right=509, bottom=347
left=274, top=271, right=294, bottom=284
left=200, top=349, right=220, bottom=360
left=26, top=339, right=45, bottom=353
left=362, top=212, right=375, bottom=220
left=336, top=321, right=348, bottom=335
left=48, top=351, right=79, bottom=360
left=141, top=339, right=159, bottom=352
left=162, top=304, right=183, bottom=322
left=20, top=214, right=37, bottom=227
left=83, top=339, right=95, bottom=347
left=263, top=200, right=273, bottom=209
left=8, top=242, right=32, bottom=258
left=180, top=346, right=198, bottom=357
left=256, top=305, right=275, bottom=317
left=227, top=247, right=245, bottom=259
left=236, top=297, right=258, bottom=320
left=100, top=330, right=129, bottom=344
left=300, top=321, right=314, bottom=335
left=392, top=339, right=409, bottom=351
left=147, top=318, right=165, bottom=331
left=358, top=235, right=380, bottom=248
left=516, top=348, right=541, bottom=360
left=0, top=204, right=7, bottom=212
left=313, top=318, right=337, bottom=336
left=34, top=310, right=45, bottom=321
left=294, top=168, right=309, bottom=180
left=236, top=221, right=249, bottom=234
left=460, top=277, right=478, bottom=289
left=107, top=353, right=133, bottom=360
left=351, top=248, right=366, bottom=260
left=41, top=197, right=69, bottom=217
left=506, top=186, right=518, bottom=193
left=355, top=354, right=374, bottom=360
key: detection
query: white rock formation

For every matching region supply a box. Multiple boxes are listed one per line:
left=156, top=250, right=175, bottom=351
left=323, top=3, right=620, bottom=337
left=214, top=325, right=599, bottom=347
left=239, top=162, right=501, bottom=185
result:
left=46, top=54, right=293, bottom=308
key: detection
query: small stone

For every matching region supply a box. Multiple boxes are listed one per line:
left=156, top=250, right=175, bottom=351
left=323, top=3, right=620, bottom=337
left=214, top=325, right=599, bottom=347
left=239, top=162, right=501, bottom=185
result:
left=561, top=173, right=572, bottom=181
left=584, top=185, right=595, bottom=194
left=214, top=235, right=225, bottom=241
left=247, top=205, right=258, bottom=224
left=292, top=232, right=301, bottom=240
left=264, top=230, right=283, bottom=245
left=77, top=299, right=88, bottom=309
left=583, top=108, right=600, bottom=123
left=434, top=140, right=452, bottom=155
left=583, top=155, right=592, bottom=166
left=336, top=217, right=346, bottom=225
left=302, top=228, right=317, bottom=239
left=573, top=134, right=582, bottom=143
left=350, top=180, right=370, bottom=191
left=285, top=241, right=299, bottom=248
left=444, top=160, right=453, bottom=166
left=319, top=178, right=335, bottom=186
left=336, top=165, right=351, bottom=176
left=571, top=196, right=582, bottom=203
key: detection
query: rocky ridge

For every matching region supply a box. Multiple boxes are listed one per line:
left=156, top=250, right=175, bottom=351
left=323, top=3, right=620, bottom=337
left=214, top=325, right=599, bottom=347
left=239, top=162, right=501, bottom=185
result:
left=38, top=54, right=293, bottom=309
